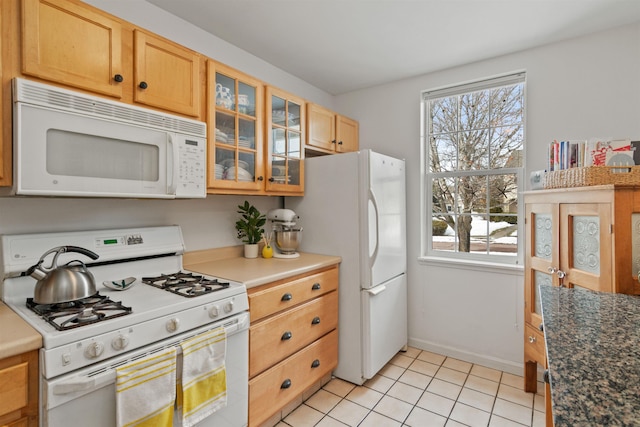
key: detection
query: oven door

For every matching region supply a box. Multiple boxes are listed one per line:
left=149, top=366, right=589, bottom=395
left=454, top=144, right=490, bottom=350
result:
left=15, top=102, right=174, bottom=199
left=42, top=312, right=249, bottom=427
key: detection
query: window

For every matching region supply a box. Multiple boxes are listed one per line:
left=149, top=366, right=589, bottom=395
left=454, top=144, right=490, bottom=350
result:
left=422, top=72, right=525, bottom=264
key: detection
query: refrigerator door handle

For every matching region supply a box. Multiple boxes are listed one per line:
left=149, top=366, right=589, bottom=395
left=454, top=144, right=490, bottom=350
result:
left=368, top=188, right=379, bottom=265
left=364, top=285, right=386, bottom=296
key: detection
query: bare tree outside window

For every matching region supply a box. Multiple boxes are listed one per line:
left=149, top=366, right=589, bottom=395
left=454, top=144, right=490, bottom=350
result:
left=424, top=74, right=524, bottom=261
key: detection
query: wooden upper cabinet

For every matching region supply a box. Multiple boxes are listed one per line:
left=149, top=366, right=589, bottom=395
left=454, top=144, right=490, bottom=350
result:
left=306, top=102, right=358, bottom=154
left=265, top=86, right=305, bottom=195
left=133, top=30, right=201, bottom=117
left=207, top=60, right=264, bottom=193
left=22, top=0, right=124, bottom=98
left=336, top=114, right=359, bottom=153
left=307, top=103, right=335, bottom=152
left=20, top=0, right=202, bottom=118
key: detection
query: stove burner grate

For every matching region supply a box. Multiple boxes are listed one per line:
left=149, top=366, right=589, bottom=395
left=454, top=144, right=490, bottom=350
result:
left=141, top=271, right=230, bottom=298
left=27, top=293, right=132, bottom=331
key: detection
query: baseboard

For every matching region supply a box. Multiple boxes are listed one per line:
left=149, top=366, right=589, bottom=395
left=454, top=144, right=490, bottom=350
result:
left=408, top=337, right=525, bottom=377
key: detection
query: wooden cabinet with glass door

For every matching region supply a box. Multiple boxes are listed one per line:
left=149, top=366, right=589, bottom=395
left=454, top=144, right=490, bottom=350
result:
left=207, top=61, right=264, bottom=194
left=19, top=0, right=203, bottom=118
left=265, top=86, right=305, bottom=195
left=523, top=185, right=640, bottom=396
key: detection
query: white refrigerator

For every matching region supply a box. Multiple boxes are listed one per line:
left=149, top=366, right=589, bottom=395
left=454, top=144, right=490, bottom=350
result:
left=287, top=149, right=407, bottom=385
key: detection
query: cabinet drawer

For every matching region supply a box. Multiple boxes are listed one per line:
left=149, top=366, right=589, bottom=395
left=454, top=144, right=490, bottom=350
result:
left=0, top=362, right=28, bottom=417
left=248, top=267, right=338, bottom=322
left=249, top=329, right=338, bottom=427
left=250, top=291, right=338, bottom=377
left=524, top=324, right=546, bottom=366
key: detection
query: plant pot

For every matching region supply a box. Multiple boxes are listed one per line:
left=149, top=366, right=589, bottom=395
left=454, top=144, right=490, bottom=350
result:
left=243, top=243, right=259, bottom=259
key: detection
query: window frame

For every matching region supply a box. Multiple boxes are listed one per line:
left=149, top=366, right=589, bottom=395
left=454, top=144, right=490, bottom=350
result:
left=421, top=72, right=526, bottom=265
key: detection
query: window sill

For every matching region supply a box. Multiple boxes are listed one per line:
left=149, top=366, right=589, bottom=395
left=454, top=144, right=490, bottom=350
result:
left=418, top=256, right=524, bottom=275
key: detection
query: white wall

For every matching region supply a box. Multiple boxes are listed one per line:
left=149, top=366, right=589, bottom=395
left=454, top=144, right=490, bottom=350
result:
left=335, top=23, right=640, bottom=373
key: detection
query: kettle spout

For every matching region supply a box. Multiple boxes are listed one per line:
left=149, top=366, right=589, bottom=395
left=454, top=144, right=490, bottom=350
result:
left=26, top=262, right=47, bottom=281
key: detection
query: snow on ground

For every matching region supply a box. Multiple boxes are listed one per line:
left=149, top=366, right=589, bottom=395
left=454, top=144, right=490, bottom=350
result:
left=434, top=215, right=517, bottom=245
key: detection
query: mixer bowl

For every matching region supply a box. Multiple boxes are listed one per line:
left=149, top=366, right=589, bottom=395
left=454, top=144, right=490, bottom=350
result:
left=274, top=228, right=303, bottom=254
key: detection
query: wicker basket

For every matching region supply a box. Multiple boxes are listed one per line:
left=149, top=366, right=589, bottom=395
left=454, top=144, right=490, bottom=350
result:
left=543, top=166, right=640, bottom=189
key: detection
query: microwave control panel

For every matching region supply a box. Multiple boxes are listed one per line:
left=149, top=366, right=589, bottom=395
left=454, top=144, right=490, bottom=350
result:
left=175, top=136, right=206, bottom=198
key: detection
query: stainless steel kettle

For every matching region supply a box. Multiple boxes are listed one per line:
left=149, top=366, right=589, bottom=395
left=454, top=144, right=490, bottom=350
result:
left=26, top=246, right=100, bottom=305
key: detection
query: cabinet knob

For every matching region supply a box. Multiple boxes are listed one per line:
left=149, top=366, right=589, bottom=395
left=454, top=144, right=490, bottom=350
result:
left=113, top=74, right=124, bottom=83
left=528, top=335, right=536, bottom=344
left=281, top=379, right=292, bottom=389
left=281, top=331, right=292, bottom=341
left=331, top=139, right=337, bottom=144
left=538, top=323, right=544, bottom=332
left=543, top=370, right=550, bottom=384
left=338, top=141, right=343, bottom=145
left=311, top=316, right=321, bottom=325
left=268, top=177, right=275, bottom=182
left=139, top=81, right=148, bottom=89
left=311, top=359, right=320, bottom=368
left=311, top=283, right=321, bottom=291
left=257, top=176, right=264, bottom=181
left=281, top=293, right=293, bottom=302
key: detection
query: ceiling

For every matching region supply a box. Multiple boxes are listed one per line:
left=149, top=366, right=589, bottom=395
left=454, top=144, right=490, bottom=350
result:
left=146, top=0, right=640, bottom=95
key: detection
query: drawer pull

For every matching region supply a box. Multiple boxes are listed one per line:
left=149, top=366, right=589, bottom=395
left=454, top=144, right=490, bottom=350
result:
left=281, top=293, right=293, bottom=302
left=312, top=283, right=321, bottom=290
left=311, top=316, right=321, bottom=325
left=281, top=379, right=292, bottom=389
left=528, top=335, right=536, bottom=344
left=281, top=331, right=292, bottom=341
left=311, top=359, right=320, bottom=368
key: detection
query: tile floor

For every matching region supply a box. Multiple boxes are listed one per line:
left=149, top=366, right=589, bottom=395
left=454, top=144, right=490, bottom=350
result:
left=276, top=347, right=545, bottom=427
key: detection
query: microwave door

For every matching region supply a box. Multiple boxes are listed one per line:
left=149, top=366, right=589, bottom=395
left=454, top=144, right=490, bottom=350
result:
left=16, top=103, right=172, bottom=198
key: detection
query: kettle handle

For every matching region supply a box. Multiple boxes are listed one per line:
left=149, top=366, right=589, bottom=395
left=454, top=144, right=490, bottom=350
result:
left=62, top=246, right=99, bottom=261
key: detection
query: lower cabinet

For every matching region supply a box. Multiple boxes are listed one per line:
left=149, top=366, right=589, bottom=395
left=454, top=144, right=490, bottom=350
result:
left=247, top=265, right=339, bottom=427
left=0, top=350, right=38, bottom=427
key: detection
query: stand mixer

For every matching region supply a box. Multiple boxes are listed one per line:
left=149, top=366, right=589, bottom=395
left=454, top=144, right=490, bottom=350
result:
left=266, top=209, right=303, bottom=258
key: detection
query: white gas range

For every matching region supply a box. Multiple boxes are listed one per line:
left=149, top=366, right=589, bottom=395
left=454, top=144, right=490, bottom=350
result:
left=0, top=226, right=249, bottom=427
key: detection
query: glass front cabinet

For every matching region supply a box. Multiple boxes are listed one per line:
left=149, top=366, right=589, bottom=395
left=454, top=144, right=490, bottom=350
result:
left=523, top=185, right=640, bottom=396
left=265, top=86, right=305, bottom=194
left=207, top=60, right=264, bottom=193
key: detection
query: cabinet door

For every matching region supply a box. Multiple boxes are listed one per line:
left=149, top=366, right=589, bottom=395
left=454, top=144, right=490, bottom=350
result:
left=207, top=61, right=263, bottom=193
left=22, top=0, right=123, bottom=98
left=560, top=203, right=612, bottom=292
left=266, top=87, right=305, bottom=194
left=306, top=103, right=335, bottom=151
left=336, top=114, right=359, bottom=153
left=525, top=203, right=558, bottom=328
left=134, top=30, right=201, bottom=117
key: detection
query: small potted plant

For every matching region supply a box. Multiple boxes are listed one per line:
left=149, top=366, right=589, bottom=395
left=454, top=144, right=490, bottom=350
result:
left=235, top=201, right=266, bottom=258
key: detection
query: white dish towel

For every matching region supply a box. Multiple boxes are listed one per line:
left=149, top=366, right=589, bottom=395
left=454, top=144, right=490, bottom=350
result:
left=178, top=327, right=227, bottom=427
left=115, top=346, right=177, bottom=427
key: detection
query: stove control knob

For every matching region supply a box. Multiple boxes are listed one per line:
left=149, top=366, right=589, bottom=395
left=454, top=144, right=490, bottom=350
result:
left=209, top=305, right=220, bottom=319
left=84, top=341, right=104, bottom=359
left=166, top=318, right=180, bottom=333
left=223, top=301, right=234, bottom=313
left=112, top=334, right=130, bottom=351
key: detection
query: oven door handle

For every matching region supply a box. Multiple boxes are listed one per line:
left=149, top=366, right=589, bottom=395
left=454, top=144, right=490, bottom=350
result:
left=52, top=371, right=115, bottom=395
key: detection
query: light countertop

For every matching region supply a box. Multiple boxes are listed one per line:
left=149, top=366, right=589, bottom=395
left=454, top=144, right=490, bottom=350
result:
left=540, top=285, right=640, bottom=426
left=0, top=302, right=42, bottom=359
left=184, top=249, right=341, bottom=288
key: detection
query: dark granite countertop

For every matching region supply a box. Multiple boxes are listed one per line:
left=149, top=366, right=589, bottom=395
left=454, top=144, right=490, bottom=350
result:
left=540, top=285, right=640, bottom=426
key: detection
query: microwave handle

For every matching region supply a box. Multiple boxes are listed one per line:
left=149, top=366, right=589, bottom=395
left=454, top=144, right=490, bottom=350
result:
left=167, top=133, right=178, bottom=195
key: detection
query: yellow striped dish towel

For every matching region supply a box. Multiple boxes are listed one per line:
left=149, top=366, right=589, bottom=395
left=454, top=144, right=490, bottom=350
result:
left=115, top=347, right=177, bottom=427
left=178, top=327, right=227, bottom=426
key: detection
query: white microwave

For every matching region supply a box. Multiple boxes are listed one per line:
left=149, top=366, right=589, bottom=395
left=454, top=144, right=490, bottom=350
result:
left=11, top=78, right=207, bottom=199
